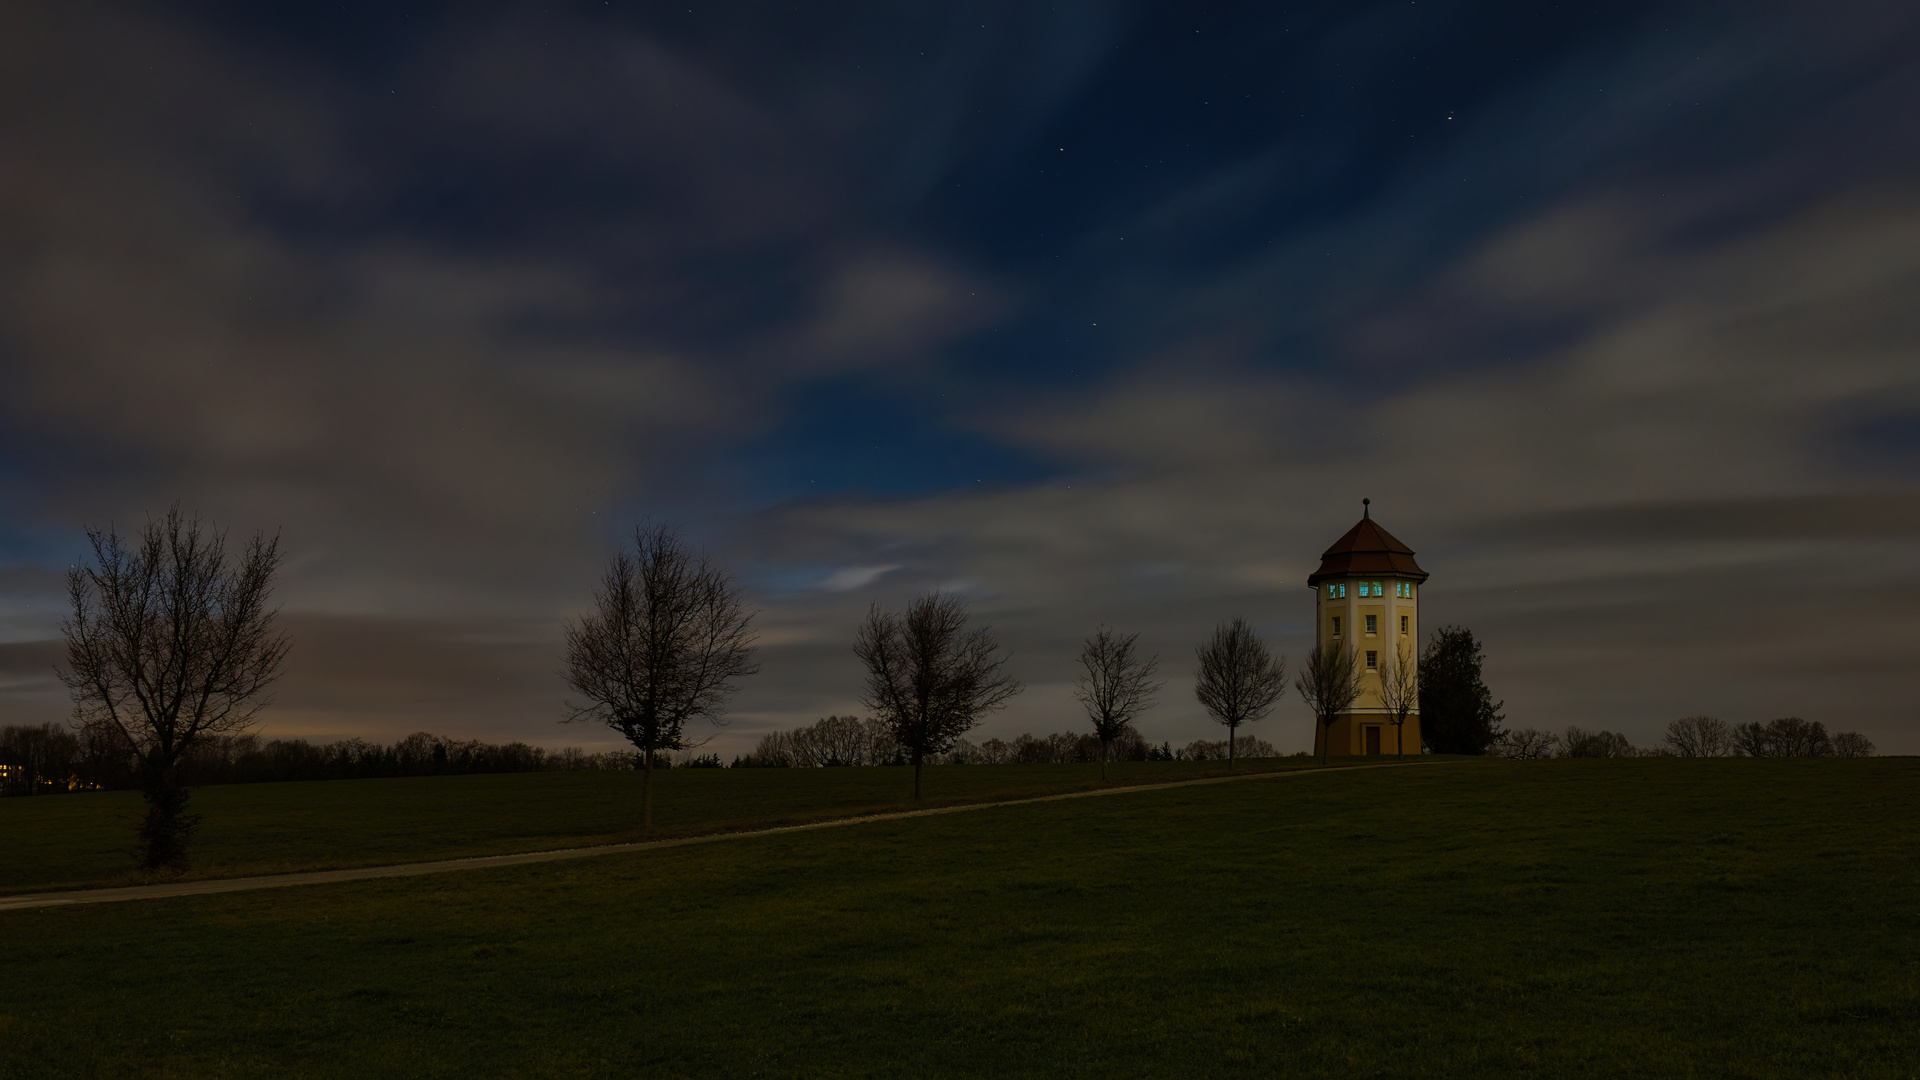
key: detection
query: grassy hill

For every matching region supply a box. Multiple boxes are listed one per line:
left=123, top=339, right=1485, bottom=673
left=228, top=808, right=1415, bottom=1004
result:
left=0, top=758, right=1320, bottom=894
left=2, top=757, right=1915, bottom=1078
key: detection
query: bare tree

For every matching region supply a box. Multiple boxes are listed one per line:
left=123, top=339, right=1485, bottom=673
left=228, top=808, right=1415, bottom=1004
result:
left=1735, top=717, right=1835, bottom=758
left=790, top=715, right=863, bottom=767
left=1832, top=731, right=1875, bottom=758
left=564, top=523, right=759, bottom=829
left=1182, top=735, right=1278, bottom=761
left=854, top=592, right=1021, bottom=800
left=786, top=715, right=899, bottom=767
left=1193, top=618, right=1287, bottom=772
left=1490, top=727, right=1559, bottom=759
left=1073, top=626, right=1163, bottom=780
left=1560, top=726, right=1638, bottom=757
left=1376, top=643, right=1418, bottom=759
left=1663, top=715, right=1734, bottom=757
left=1295, top=643, right=1361, bottom=764
left=747, top=729, right=797, bottom=768
left=1732, top=720, right=1773, bottom=757
left=1764, top=717, right=1832, bottom=757
left=60, top=508, right=290, bottom=869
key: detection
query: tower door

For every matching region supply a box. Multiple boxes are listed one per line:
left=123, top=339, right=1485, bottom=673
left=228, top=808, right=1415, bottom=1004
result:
left=1364, top=726, right=1381, bottom=755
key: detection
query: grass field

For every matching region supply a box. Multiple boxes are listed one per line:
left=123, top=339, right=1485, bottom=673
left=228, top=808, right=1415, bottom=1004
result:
left=0, top=758, right=1321, bottom=894
left=3, top=757, right=1916, bottom=1078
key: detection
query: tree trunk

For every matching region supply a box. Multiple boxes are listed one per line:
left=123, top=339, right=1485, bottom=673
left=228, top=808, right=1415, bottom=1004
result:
left=137, top=759, right=196, bottom=870
left=912, top=747, right=923, bottom=801
left=642, top=745, right=655, bottom=830
left=1398, top=723, right=1405, bottom=759
left=1228, top=722, right=1236, bottom=772
left=1321, top=720, right=1329, bottom=765
left=1101, top=739, right=1109, bottom=782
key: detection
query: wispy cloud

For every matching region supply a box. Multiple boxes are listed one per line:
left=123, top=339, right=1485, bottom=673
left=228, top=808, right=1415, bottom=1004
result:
left=819, top=564, right=900, bottom=592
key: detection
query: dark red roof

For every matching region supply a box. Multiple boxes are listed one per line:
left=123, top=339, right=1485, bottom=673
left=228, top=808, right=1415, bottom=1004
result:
left=1307, top=511, right=1428, bottom=585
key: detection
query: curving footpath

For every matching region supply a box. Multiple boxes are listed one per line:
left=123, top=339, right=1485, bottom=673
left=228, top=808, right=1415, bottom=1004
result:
left=0, top=759, right=1452, bottom=913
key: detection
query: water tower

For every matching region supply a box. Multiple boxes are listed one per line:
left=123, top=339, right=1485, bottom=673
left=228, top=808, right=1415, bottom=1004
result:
left=1306, top=501, right=1429, bottom=756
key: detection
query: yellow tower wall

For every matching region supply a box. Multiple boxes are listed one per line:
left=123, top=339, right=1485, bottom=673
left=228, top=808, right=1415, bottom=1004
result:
left=1312, top=576, right=1419, bottom=755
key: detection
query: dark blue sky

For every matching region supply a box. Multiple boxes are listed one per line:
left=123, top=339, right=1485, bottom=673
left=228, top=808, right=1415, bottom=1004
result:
left=2, top=1, right=1917, bottom=750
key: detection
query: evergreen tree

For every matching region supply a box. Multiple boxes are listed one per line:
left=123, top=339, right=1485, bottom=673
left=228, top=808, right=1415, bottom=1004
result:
left=1418, top=626, right=1504, bottom=754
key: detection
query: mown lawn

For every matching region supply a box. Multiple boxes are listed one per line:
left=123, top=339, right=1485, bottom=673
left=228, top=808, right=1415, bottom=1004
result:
left=0, top=757, right=1324, bottom=894
left=2, top=757, right=1915, bottom=1079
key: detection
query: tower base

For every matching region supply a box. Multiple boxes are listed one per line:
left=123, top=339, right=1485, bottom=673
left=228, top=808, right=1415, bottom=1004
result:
left=1314, top=713, right=1420, bottom=757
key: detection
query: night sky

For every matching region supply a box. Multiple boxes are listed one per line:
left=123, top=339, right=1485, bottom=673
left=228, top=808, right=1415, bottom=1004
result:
left=3, top=1, right=1918, bottom=754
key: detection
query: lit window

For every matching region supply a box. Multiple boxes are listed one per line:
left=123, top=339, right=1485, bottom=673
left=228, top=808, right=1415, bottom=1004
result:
left=1331, top=616, right=1342, bottom=637
left=1372, top=580, right=1382, bottom=595
left=1335, top=584, right=1346, bottom=598
left=1400, top=615, right=1408, bottom=634
left=1366, top=650, right=1378, bottom=669
left=1365, top=614, right=1377, bottom=635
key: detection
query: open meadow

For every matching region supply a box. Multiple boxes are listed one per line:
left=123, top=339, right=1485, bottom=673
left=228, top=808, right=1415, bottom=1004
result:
left=0, top=758, right=1320, bottom=895
left=2, top=757, right=1916, bottom=1078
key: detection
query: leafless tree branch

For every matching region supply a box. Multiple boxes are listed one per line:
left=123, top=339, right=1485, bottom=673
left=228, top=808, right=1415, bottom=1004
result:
left=59, top=506, right=289, bottom=869
left=853, top=592, right=1021, bottom=800
left=1663, top=715, right=1734, bottom=757
left=1295, top=643, right=1361, bottom=764
left=1192, top=618, right=1286, bottom=771
left=563, top=522, right=758, bottom=828
left=1376, top=643, right=1418, bottom=759
left=1074, top=626, right=1162, bottom=780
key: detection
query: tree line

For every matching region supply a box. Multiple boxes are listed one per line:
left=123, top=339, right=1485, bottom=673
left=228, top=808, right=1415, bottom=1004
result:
left=0, top=724, right=665, bottom=797
left=555, top=530, right=1306, bottom=810
left=733, top=713, right=1278, bottom=768
left=1489, top=715, right=1874, bottom=759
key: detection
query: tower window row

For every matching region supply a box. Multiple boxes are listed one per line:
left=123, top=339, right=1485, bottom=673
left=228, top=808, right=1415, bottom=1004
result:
left=1325, top=581, right=1416, bottom=599
left=1331, top=615, right=1412, bottom=640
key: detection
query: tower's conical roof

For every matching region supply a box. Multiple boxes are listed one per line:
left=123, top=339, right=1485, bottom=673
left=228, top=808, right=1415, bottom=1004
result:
left=1307, top=505, right=1428, bottom=585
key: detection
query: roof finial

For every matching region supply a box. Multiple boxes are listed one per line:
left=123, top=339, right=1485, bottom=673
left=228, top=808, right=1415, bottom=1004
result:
left=1363, top=497, right=1370, bottom=519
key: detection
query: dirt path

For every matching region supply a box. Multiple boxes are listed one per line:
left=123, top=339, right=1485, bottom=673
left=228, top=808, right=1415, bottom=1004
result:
left=0, top=759, right=1451, bottom=913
